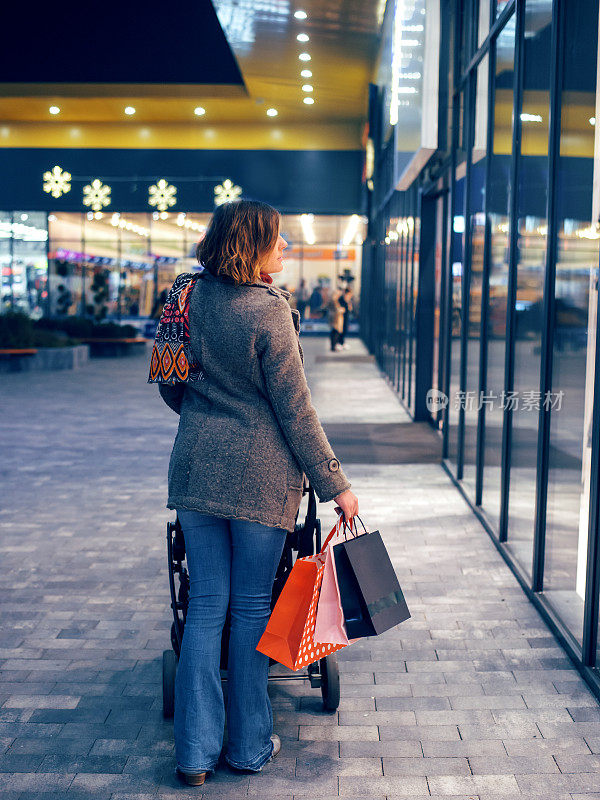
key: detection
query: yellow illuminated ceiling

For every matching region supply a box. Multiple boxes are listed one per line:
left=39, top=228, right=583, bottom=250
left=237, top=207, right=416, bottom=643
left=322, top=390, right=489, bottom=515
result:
left=0, top=1, right=379, bottom=150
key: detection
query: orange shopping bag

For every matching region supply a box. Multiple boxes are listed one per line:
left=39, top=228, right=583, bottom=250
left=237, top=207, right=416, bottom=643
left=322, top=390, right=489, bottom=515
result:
left=256, top=517, right=348, bottom=670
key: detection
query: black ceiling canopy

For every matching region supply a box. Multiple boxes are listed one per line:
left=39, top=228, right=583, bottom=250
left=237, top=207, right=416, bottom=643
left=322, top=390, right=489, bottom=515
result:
left=0, top=0, right=243, bottom=85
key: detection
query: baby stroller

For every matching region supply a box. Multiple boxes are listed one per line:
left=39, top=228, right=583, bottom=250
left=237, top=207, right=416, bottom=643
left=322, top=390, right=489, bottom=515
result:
left=162, top=481, right=341, bottom=717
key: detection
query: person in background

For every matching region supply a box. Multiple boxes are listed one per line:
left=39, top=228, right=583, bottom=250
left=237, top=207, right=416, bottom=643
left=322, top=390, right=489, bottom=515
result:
left=151, top=289, right=169, bottom=320
left=309, top=284, right=324, bottom=319
left=328, top=289, right=345, bottom=352
left=338, top=286, right=353, bottom=349
left=295, top=279, right=309, bottom=320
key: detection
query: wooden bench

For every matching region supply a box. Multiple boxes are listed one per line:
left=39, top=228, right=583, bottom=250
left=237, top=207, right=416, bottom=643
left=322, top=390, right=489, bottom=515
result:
left=0, top=348, right=38, bottom=356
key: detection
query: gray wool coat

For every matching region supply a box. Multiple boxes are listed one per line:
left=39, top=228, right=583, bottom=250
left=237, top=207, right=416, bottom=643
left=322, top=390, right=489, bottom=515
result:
left=157, top=269, right=351, bottom=533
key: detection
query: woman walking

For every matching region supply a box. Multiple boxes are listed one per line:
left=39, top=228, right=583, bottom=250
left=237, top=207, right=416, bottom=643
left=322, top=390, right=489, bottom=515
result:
left=154, top=200, right=358, bottom=786
left=328, top=289, right=345, bottom=351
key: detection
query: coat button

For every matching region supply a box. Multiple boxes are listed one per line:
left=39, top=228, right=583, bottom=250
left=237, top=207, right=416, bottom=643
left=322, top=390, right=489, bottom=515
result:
left=328, top=458, right=340, bottom=472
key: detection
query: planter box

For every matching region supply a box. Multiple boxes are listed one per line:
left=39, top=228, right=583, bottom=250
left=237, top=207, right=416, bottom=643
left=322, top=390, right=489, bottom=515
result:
left=0, top=345, right=90, bottom=373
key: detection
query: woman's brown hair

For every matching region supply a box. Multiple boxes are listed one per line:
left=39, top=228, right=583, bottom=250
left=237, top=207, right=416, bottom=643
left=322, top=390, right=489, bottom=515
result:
left=196, top=199, right=280, bottom=285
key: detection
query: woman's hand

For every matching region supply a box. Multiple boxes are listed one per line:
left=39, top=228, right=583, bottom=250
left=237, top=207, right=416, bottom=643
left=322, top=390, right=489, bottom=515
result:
left=333, top=488, right=359, bottom=523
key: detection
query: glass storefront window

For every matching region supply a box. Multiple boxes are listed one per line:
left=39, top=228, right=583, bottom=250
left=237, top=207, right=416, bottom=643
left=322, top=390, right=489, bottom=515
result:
left=43, top=212, right=364, bottom=324
left=478, top=0, right=491, bottom=47
left=480, top=18, right=515, bottom=531
left=544, top=1, right=600, bottom=644
left=462, top=55, right=489, bottom=500
left=504, top=0, right=553, bottom=577
left=1, top=211, right=48, bottom=317
left=431, top=183, right=447, bottom=422
left=447, top=172, right=464, bottom=470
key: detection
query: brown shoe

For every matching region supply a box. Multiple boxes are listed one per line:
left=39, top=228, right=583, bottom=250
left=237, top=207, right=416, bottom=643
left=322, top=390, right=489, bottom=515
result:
left=176, top=768, right=208, bottom=786
left=269, top=734, right=281, bottom=761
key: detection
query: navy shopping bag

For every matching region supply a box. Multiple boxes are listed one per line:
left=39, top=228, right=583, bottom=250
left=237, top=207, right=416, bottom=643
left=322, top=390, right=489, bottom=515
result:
left=332, top=519, right=411, bottom=639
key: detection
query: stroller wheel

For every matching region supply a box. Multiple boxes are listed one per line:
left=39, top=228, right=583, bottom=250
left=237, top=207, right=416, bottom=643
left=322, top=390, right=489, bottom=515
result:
left=163, top=649, right=177, bottom=718
left=320, top=653, right=340, bottom=711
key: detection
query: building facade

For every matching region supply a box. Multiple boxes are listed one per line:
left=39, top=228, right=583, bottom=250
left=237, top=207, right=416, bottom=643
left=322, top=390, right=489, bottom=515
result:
left=362, top=0, right=600, bottom=697
left=0, top=1, right=375, bottom=320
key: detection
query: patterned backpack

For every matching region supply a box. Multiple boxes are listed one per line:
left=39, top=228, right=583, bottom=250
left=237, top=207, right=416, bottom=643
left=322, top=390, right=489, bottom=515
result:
left=147, top=272, right=204, bottom=385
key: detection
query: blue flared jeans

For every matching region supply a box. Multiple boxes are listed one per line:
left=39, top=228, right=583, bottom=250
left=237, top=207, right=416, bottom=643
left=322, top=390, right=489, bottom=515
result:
left=174, top=510, right=287, bottom=774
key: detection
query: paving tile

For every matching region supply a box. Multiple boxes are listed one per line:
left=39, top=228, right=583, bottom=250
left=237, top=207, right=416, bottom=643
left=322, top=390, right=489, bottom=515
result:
left=553, top=753, right=600, bottom=772
left=468, top=754, right=559, bottom=774
left=382, top=756, right=470, bottom=776
left=379, top=724, right=460, bottom=741
left=38, top=754, right=128, bottom=773
left=422, top=740, right=506, bottom=757
left=338, top=710, right=416, bottom=726
left=248, top=773, right=338, bottom=796
left=299, top=725, right=379, bottom=741
left=0, top=753, right=45, bottom=772
left=427, top=774, right=520, bottom=794
left=295, top=755, right=382, bottom=777
left=340, top=740, right=422, bottom=757
left=458, top=722, right=542, bottom=740
left=338, top=775, right=429, bottom=796
left=1, top=695, right=78, bottom=711
left=501, top=737, right=591, bottom=756
left=448, top=695, right=526, bottom=710
left=0, top=772, right=75, bottom=791
left=2, top=339, right=599, bottom=800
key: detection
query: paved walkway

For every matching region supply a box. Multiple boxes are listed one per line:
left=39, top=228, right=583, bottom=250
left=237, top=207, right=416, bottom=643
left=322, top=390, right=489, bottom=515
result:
left=1, top=335, right=599, bottom=800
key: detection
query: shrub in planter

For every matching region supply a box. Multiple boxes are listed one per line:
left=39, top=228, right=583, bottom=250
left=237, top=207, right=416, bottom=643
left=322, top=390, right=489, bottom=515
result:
left=34, top=316, right=94, bottom=339
left=0, top=312, right=34, bottom=348
left=33, top=317, right=139, bottom=340
left=0, top=313, right=77, bottom=349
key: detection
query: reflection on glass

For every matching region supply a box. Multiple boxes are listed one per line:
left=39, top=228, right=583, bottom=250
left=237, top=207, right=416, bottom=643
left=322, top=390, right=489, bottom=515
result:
left=478, top=0, right=491, bottom=47
left=2, top=211, right=49, bottom=317
left=544, top=2, right=599, bottom=646
left=481, top=19, right=515, bottom=531
left=431, top=187, right=446, bottom=415
left=505, top=1, right=552, bottom=577
left=409, top=212, right=420, bottom=413
left=463, top=56, right=489, bottom=500
left=495, top=0, right=511, bottom=17
left=447, top=174, right=464, bottom=470
left=44, top=213, right=365, bottom=322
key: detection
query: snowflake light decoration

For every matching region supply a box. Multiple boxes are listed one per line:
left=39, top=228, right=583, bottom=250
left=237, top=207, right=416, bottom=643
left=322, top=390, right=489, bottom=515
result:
left=83, top=179, right=111, bottom=211
left=43, top=165, right=72, bottom=198
left=214, top=178, right=242, bottom=206
left=148, top=179, right=177, bottom=212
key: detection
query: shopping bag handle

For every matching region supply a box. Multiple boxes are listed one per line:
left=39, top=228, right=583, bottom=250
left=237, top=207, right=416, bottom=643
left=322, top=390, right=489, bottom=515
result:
left=319, top=514, right=368, bottom=554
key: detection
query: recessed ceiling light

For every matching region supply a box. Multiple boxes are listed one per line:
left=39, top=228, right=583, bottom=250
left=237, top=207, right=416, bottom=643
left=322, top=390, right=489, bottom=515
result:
left=194, top=106, right=206, bottom=116
left=266, top=108, right=278, bottom=117
left=303, top=97, right=315, bottom=105
left=297, top=33, right=309, bottom=42
left=302, top=84, right=313, bottom=92
left=301, top=69, right=312, bottom=78
left=299, top=52, right=311, bottom=62
left=49, top=106, right=60, bottom=115
left=294, top=10, right=307, bottom=19
left=124, top=106, right=136, bottom=115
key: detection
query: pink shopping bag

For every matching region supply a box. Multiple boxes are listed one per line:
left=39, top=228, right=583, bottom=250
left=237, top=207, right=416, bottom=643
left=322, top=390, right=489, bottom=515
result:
left=314, top=542, right=349, bottom=645
left=313, top=516, right=360, bottom=647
